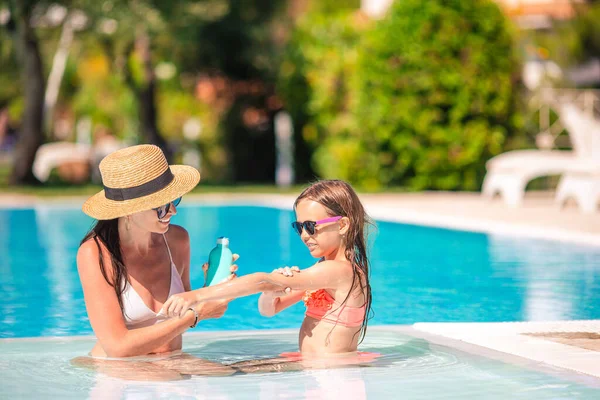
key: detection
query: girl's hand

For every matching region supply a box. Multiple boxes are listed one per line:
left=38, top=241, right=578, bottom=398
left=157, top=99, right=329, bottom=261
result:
left=202, top=254, right=240, bottom=287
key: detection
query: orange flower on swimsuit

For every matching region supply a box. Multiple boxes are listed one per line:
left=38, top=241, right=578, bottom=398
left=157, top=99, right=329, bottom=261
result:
left=303, top=289, right=333, bottom=310
left=304, top=288, right=366, bottom=328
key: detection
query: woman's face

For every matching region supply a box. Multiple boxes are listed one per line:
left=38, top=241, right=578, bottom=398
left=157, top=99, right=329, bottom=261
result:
left=130, top=200, right=178, bottom=234
left=294, top=199, right=347, bottom=259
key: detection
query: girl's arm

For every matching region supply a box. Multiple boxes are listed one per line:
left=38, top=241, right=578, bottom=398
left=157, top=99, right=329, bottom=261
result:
left=258, top=289, right=305, bottom=317
left=258, top=266, right=304, bottom=316
left=162, top=260, right=353, bottom=317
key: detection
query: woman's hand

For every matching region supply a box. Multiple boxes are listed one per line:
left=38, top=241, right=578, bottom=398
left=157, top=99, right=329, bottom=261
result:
left=266, top=266, right=299, bottom=295
left=194, top=299, right=229, bottom=321
left=202, top=254, right=240, bottom=287
left=259, top=266, right=299, bottom=305
left=272, top=266, right=300, bottom=278
left=161, top=291, right=201, bottom=318
left=161, top=255, right=240, bottom=319
left=161, top=291, right=232, bottom=320
left=194, top=255, right=239, bottom=321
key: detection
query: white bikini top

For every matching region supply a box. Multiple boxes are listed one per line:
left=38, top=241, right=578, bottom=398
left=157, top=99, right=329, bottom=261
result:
left=121, top=234, right=185, bottom=329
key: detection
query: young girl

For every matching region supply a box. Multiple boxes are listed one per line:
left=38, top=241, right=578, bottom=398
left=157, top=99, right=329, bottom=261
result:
left=162, top=180, right=374, bottom=358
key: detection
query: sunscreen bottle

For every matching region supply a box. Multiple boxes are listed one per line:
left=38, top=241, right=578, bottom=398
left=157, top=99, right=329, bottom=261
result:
left=206, top=237, right=233, bottom=286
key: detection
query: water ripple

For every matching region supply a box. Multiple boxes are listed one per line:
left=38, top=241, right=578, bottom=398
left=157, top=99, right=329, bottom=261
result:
left=1, top=330, right=599, bottom=399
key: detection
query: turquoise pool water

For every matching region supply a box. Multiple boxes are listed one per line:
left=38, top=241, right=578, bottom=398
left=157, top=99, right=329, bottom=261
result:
left=1, top=204, right=600, bottom=338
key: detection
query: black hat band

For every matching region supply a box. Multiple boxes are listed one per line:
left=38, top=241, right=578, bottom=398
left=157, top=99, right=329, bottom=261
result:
left=104, top=168, right=174, bottom=201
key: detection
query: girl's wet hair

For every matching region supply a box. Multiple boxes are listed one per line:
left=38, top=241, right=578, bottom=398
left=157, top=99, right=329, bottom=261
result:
left=81, top=220, right=128, bottom=314
left=294, top=179, right=374, bottom=343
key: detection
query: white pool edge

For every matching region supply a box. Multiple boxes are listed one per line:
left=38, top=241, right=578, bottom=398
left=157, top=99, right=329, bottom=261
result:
left=248, top=197, right=600, bottom=247
left=413, top=320, right=600, bottom=380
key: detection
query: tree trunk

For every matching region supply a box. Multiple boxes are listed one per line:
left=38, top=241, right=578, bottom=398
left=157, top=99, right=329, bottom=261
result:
left=123, top=31, right=172, bottom=162
left=44, top=16, right=75, bottom=137
left=138, top=76, right=172, bottom=161
left=9, top=5, right=44, bottom=185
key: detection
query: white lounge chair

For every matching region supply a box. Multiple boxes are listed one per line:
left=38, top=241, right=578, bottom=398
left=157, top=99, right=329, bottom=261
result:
left=32, top=141, right=91, bottom=182
left=555, top=107, right=600, bottom=213
left=482, top=104, right=600, bottom=212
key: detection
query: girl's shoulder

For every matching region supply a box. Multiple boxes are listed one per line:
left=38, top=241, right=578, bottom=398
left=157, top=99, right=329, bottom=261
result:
left=312, top=259, right=354, bottom=279
left=315, top=259, right=353, bottom=269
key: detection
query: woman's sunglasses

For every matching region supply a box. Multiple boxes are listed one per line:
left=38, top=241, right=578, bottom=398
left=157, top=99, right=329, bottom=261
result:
left=154, top=197, right=182, bottom=219
left=291, top=216, right=342, bottom=236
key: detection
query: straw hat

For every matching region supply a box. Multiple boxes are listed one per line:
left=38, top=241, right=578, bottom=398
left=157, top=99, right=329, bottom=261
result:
left=82, top=144, right=200, bottom=220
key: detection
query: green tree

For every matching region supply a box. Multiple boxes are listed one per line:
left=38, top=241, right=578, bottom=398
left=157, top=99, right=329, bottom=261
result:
left=2, top=0, right=49, bottom=184
left=1, top=0, right=287, bottom=183
left=75, top=0, right=182, bottom=160
left=529, top=0, right=600, bottom=85
left=565, top=0, right=600, bottom=67
left=172, top=0, right=287, bottom=182
left=279, top=1, right=522, bottom=190
left=277, top=9, right=369, bottom=182
left=0, top=22, right=20, bottom=108
left=350, top=0, right=522, bottom=190
left=84, top=0, right=285, bottom=171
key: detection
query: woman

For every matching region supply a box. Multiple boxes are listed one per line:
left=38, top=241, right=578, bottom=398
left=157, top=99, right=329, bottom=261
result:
left=73, top=144, right=241, bottom=379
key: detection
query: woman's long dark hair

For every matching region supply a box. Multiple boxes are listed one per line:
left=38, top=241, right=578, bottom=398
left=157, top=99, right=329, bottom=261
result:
left=294, top=179, right=374, bottom=343
left=81, top=219, right=128, bottom=313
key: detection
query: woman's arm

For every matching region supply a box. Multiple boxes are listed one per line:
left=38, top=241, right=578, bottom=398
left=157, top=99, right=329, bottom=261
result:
left=77, top=240, right=199, bottom=357
left=162, top=260, right=353, bottom=317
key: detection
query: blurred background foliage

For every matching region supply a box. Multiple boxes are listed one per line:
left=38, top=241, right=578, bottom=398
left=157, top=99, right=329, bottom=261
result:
left=0, top=0, right=595, bottom=191
left=351, top=0, right=523, bottom=191
left=278, top=0, right=524, bottom=190
left=530, top=0, right=600, bottom=70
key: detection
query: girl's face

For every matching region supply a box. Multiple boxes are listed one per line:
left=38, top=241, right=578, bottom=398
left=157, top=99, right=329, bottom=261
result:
left=294, top=199, right=349, bottom=259
left=130, top=201, right=178, bottom=234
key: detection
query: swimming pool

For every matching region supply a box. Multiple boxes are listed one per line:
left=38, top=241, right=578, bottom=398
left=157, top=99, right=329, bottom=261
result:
left=2, top=203, right=600, bottom=398
left=1, top=203, right=600, bottom=338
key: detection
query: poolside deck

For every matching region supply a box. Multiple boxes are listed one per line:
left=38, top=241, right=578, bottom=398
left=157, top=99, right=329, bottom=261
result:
left=172, top=190, right=600, bottom=245
left=414, top=321, right=600, bottom=379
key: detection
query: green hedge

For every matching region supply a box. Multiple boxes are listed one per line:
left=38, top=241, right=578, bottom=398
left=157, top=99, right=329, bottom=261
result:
left=279, top=0, right=523, bottom=190
left=277, top=11, right=372, bottom=183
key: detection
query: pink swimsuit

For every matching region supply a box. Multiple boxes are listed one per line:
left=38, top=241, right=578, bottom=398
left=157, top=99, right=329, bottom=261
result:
left=303, top=289, right=366, bottom=328
left=277, top=289, right=377, bottom=362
